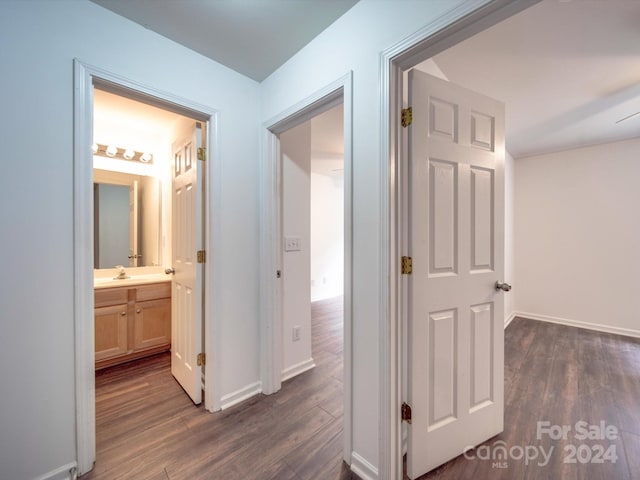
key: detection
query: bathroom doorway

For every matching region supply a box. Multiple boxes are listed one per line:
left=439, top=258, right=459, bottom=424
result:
left=92, top=87, right=206, bottom=394
left=73, top=60, right=218, bottom=475
left=91, top=87, right=206, bottom=472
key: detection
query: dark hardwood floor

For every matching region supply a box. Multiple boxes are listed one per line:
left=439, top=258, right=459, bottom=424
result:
left=83, top=296, right=355, bottom=480
left=411, top=317, right=640, bottom=480
left=85, top=308, right=640, bottom=480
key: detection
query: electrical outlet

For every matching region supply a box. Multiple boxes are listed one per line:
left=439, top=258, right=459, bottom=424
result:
left=292, top=325, right=301, bottom=341
left=284, top=236, right=301, bottom=252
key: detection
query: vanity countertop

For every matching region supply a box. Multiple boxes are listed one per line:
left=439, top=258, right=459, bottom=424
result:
left=94, top=269, right=171, bottom=290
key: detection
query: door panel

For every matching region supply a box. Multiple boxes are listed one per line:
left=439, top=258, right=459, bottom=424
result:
left=94, top=304, right=128, bottom=361
left=133, top=298, right=171, bottom=351
left=171, top=120, right=203, bottom=405
left=428, top=309, right=457, bottom=428
left=429, top=159, right=457, bottom=275
left=407, top=70, right=505, bottom=478
left=470, top=167, right=494, bottom=271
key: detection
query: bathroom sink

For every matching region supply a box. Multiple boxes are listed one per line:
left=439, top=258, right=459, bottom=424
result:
left=94, top=273, right=170, bottom=289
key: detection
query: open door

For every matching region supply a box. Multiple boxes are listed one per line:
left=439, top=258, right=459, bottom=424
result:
left=170, top=119, right=204, bottom=405
left=406, top=70, right=506, bottom=478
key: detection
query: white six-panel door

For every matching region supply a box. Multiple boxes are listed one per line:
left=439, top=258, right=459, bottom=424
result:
left=171, top=120, right=203, bottom=405
left=406, top=70, right=506, bottom=478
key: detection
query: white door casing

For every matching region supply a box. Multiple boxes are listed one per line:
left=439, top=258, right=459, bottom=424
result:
left=74, top=60, right=218, bottom=474
left=406, top=70, right=505, bottom=478
left=261, top=72, right=353, bottom=464
left=171, top=119, right=204, bottom=405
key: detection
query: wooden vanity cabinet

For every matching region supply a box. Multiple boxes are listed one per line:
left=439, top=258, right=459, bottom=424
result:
left=133, top=283, right=171, bottom=352
left=94, top=304, right=128, bottom=362
left=95, top=282, right=171, bottom=370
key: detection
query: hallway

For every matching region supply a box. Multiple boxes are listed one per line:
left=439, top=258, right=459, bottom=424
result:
left=83, top=296, right=353, bottom=480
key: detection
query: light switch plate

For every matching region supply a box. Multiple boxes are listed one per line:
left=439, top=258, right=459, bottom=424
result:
left=292, top=325, right=301, bottom=342
left=284, top=236, right=301, bottom=252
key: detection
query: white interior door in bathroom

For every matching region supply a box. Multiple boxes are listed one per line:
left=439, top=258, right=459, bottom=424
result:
left=171, top=119, right=204, bottom=404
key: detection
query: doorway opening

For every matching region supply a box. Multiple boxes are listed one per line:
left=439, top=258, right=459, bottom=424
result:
left=74, top=60, right=217, bottom=475
left=279, top=103, right=344, bottom=383
left=92, top=87, right=206, bottom=470
left=92, top=88, right=189, bottom=369
left=261, top=73, right=353, bottom=467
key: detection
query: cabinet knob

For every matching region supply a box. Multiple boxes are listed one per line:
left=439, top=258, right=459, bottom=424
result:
left=121, top=311, right=126, bottom=316
left=136, top=309, right=141, bottom=314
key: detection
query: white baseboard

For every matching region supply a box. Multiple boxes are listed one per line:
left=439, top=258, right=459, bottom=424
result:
left=350, top=452, right=379, bottom=480
left=281, top=357, right=315, bottom=382
left=514, top=311, right=640, bottom=339
left=34, top=462, right=77, bottom=480
left=504, top=312, right=517, bottom=329
left=219, top=381, right=262, bottom=410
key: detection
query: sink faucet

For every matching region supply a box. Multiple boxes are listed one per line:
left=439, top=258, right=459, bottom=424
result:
left=115, top=265, right=127, bottom=279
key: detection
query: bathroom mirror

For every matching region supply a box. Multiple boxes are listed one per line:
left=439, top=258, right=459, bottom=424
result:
left=93, top=169, right=162, bottom=269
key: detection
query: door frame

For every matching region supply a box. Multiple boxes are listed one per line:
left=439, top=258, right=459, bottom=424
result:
left=73, top=59, right=219, bottom=475
left=378, top=1, right=538, bottom=478
left=260, top=72, right=353, bottom=462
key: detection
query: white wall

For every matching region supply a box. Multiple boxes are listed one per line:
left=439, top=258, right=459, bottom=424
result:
left=261, top=0, right=486, bottom=472
left=504, top=151, right=515, bottom=320
left=280, top=122, right=313, bottom=377
left=141, top=175, right=161, bottom=267
left=514, top=138, right=640, bottom=335
left=310, top=168, right=344, bottom=301
left=0, top=1, right=261, bottom=478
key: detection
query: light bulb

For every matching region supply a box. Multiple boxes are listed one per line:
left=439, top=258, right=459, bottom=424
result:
left=140, top=153, right=152, bottom=163
left=123, top=149, right=135, bottom=160
left=91, top=143, right=98, bottom=154
left=106, top=145, right=117, bottom=157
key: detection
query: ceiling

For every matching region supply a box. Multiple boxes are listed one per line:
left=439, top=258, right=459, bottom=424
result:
left=90, top=0, right=359, bottom=82
left=93, top=89, right=189, bottom=153
left=94, top=89, right=186, bottom=133
left=428, top=0, right=640, bottom=158
left=90, top=0, right=639, bottom=159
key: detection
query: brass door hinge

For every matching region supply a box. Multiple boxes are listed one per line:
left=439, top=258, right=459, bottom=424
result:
left=401, top=107, right=413, bottom=128
left=197, top=250, right=206, bottom=263
left=197, top=147, right=206, bottom=161
left=401, top=402, right=412, bottom=424
left=401, top=256, right=413, bottom=275
left=197, top=353, right=206, bottom=366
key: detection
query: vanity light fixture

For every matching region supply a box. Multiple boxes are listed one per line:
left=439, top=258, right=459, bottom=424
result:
left=105, top=145, right=118, bottom=157
left=92, top=143, right=154, bottom=164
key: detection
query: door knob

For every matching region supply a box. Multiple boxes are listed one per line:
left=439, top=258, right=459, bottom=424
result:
left=165, top=267, right=175, bottom=275
left=495, top=281, right=512, bottom=292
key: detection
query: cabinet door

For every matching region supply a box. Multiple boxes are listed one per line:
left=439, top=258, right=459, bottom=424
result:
left=95, top=304, right=128, bottom=361
left=133, top=298, right=171, bottom=352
